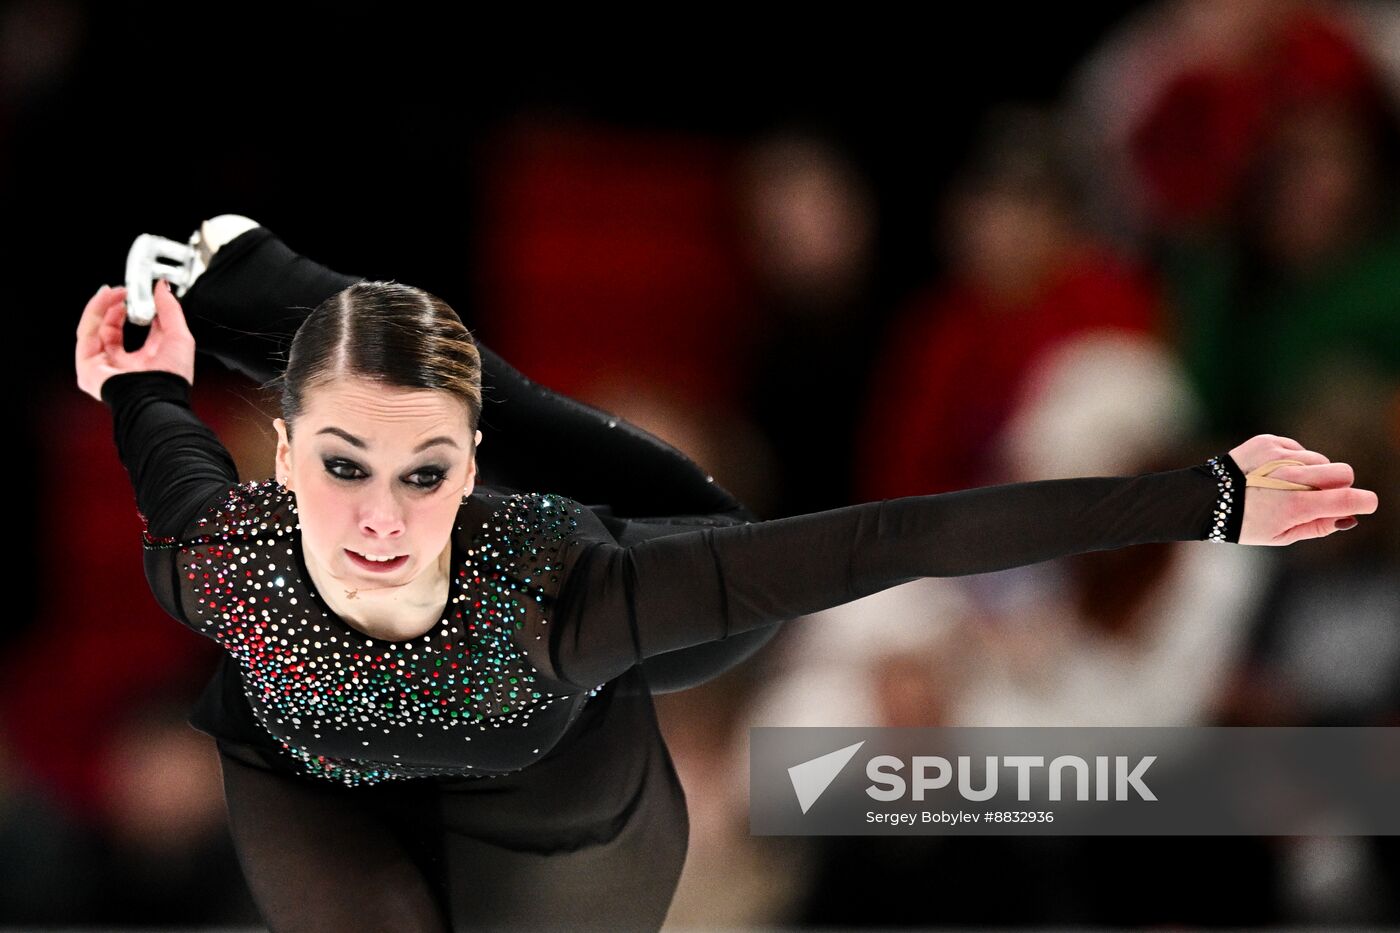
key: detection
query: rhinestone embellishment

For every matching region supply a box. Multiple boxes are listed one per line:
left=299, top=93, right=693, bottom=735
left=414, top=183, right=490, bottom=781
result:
left=1205, top=455, right=1235, bottom=543
left=146, top=478, right=602, bottom=787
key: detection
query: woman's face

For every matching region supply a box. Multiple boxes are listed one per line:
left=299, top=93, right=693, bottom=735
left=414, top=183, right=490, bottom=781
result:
left=272, top=375, right=481, bottom=592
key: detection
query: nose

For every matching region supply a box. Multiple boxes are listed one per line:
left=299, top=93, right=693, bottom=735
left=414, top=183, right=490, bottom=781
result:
left=357, top=486, right=408, bottom=541
left=360, top=518, right=405, bottom=541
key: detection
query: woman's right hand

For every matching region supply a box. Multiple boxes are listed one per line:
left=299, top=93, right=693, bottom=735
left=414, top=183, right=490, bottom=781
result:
left=1227, top=434, right=1379, bottom=545
left=76, top=279, right=195, bottom=402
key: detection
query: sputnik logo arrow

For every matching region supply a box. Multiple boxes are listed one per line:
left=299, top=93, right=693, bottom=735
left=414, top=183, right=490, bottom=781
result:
left=789, top=741, right=865, bottom=814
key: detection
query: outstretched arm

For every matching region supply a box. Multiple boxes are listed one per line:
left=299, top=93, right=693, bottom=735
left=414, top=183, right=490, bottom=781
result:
left=546, top=446, right=1377, bottom=689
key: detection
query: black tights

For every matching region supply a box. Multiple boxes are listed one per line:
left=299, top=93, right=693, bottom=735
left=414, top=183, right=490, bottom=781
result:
left=216, top=669, right=689, bottom=933
left=217, top=743, right=450, bottom=933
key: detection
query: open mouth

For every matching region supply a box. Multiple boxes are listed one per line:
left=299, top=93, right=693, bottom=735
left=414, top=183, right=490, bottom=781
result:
left=345, top=548, right=409, bottom=573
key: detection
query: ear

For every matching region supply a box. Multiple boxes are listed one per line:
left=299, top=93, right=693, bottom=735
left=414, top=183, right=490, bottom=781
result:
left=462, top=430, right=482, bottom=499
left=273, top=417, right=294, bottom=490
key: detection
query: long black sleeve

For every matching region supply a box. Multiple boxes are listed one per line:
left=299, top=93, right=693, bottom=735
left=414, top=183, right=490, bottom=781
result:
left=547, top=458, right=1244, bottom=688
left=101, top=369, right=239, bottom=630
left=179, top=224, right=753, bottom=519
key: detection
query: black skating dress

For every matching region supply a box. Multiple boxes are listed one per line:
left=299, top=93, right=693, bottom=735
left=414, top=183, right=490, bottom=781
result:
left=100, top=226, right=1247, bottom=932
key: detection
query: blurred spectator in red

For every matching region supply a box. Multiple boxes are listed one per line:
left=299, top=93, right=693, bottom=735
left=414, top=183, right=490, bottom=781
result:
left=1064, top=0, right=1400, bottom=243
left=474, top=118, right=769, bottom=508
left=1066, top=0, right=1400, bottom=441
left=856, top=105, right=1164, bottom=500
left=732, top=129, right=880, bottom=517
left=1159, top=12, right=1400, bottom=439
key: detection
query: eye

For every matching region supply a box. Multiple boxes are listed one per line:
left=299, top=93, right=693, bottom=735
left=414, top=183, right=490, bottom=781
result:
left=407, top=469, right=447, bottom=491
left=324, top=459, right=447, bottom=491
left=324, top=458, right=366, bottom=482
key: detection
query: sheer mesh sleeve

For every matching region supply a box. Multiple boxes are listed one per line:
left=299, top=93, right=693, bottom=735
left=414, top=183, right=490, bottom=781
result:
left=179, top=224, right=752, bottom=519
left=101, top=369, right=240, bottom=628
left=546, top=457, right=1246, bottom=689
left=584, top=507, right=781, bottom=694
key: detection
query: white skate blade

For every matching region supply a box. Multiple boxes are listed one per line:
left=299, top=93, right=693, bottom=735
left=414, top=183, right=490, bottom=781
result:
left=124, top=232, right=202, bottom=325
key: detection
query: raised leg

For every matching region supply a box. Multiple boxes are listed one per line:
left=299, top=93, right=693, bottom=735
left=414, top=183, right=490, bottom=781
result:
left=177, top=225, right=356, bottom=386
left=177, top=224, right=756, bottom=519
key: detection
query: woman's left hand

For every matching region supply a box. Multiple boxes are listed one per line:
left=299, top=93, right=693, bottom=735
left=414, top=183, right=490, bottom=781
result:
left=75, top=280, right=196, bottom=402
left=1227, top=434, right=1379, bottom=546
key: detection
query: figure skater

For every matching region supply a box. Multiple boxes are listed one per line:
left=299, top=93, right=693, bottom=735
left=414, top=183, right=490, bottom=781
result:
left=74, top=219, right=1377, bottom=932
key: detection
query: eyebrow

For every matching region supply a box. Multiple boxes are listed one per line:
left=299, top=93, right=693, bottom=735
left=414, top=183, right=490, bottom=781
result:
left=315, top=426, right=460, bottom=454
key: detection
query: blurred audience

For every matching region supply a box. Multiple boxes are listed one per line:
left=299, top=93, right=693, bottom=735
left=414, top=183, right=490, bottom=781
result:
left=473, top=119, right=772, bottom=511
left=8, top=2, right=1400, bottom=925
left=0, top=372, right=268, bottom=926
left=733, top=130, right=881, bottom=517
left=855, top=105, right=1166, bottom=501
left=1066, top=0, right=1400, bottom=439
left=954, top=332, right=1270, bottom=727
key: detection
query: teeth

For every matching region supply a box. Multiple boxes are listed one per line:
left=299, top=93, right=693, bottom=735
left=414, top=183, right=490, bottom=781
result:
left=355, top=551, right=400, bottom=562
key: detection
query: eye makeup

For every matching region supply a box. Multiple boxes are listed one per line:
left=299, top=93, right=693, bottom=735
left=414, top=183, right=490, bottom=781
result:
left=322, top=457, right=450, bottom=491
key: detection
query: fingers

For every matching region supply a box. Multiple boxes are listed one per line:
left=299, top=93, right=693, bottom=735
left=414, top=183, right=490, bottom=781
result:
left=1239, top=437, right=1379, bottom=546
left=1233, top=436, right=1333, bottom=475
left=76, top=284, right=125, bottom=338
left=1279, top=448, right=1331, bottom=466
left=98, top=302, right=127, bottom=360
left=1255, top=435, right=1328, bottom=464
left=76, top=285, right=128, bottom=358
left=1347, top=486, right=1379, bottom=517
left=1265, top=461, right=1354, bottom=490
left=150, top=278, right=192, bottom=338
left=1289, top=485, right=1380, bottom=526
left=76, top=284, right=112, bottom=339
left=1274, top=515, right=1341, bottom=546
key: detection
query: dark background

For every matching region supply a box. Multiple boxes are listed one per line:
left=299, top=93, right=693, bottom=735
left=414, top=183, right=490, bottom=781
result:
left=7, top=2, right=1400, bottom=929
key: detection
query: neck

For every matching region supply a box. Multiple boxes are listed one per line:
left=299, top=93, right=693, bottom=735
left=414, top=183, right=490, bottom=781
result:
left=303, top=537, right=453, bottom=641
